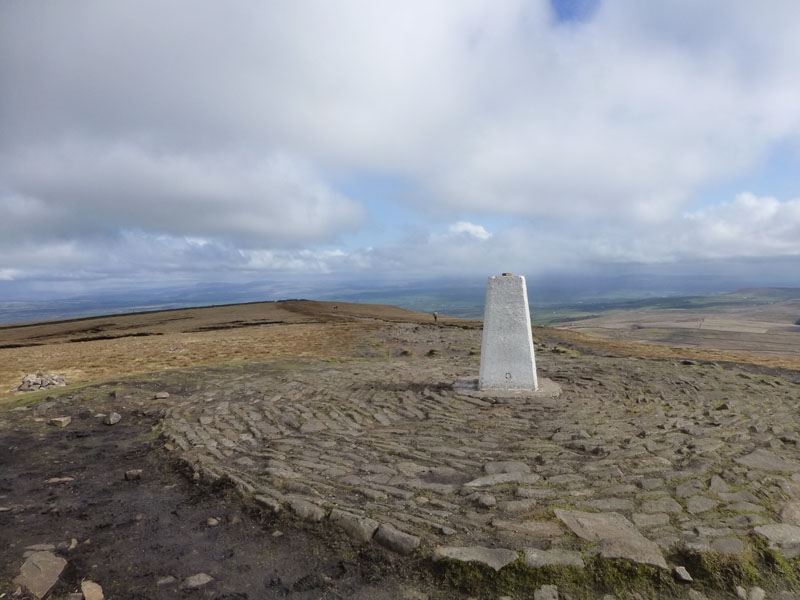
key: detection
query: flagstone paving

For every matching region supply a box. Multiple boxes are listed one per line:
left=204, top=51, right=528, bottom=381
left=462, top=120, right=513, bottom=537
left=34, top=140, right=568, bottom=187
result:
left=154, top=321, right=800, bottom=591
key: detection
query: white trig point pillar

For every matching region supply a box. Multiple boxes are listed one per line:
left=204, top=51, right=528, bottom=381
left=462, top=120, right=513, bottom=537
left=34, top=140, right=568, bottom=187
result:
left=479, top=273, right=538, bottom=391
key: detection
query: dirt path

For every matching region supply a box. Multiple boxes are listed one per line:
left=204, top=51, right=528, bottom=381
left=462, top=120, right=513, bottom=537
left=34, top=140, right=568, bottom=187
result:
left=0, top=398, right=460, bottom=600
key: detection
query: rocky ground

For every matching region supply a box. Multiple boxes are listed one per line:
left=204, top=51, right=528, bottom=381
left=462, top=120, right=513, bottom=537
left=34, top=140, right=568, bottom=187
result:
left=3, top=315, right=800, bottom=599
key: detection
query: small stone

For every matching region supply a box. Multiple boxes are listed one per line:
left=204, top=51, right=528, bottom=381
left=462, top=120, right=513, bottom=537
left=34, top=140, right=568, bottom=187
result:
left=433, top=546, right=517, bottom=571
left=286, top=497, right=326, bottom=522
left=207, top=517, right=220, bottom=526
left=374, top=523, right=420, bottom=555
left=534, top=584, right=559, bottom=600
left=329, top=509, right=379, bottom=543
left=709, top=475, right=731, bottom=493
left=254, top=495, right=282, bottom=513
left=156, top=576, right=176, bottom=585
left=49, top=416, right=71, bottom=428
left=81, top=580, right=104, bottom=600
left=182, top=573, right=213, bottom=588
left=13, top=551, right=67, bottom=599
left=154, top=391, right=170, bottom=399
left=46, top=477, right=75, bottom=484
left=477, top=494, right=497, bottom=508
left=687, top=591, right=709, bottom=600
left=736, top=587, right=747, bottom=600
left=124, top=469, right=142, bottom=481
left=25, top=543, right=56, bottom=551
left=672, top=566, right=692, bottom=582
left=104, top=412, right=121, bottom=425
left=748, top=587, right=766, bottom=600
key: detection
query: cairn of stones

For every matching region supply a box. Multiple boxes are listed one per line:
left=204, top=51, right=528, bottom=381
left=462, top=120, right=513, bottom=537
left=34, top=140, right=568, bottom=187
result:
left=12, top=372, right=67, bottom=392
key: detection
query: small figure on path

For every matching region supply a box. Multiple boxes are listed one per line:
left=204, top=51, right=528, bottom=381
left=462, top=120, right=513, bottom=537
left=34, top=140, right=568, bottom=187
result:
left=432, top=312, right=439, bottom=323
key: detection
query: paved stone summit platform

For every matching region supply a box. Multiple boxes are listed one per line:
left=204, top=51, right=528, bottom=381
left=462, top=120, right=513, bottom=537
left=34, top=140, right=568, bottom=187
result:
left=153, top=321, right=800, bottom=595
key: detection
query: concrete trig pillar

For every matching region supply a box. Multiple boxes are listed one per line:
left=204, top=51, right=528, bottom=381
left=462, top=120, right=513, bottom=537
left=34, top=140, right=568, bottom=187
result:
left=479, top=273, right=538, bottom=391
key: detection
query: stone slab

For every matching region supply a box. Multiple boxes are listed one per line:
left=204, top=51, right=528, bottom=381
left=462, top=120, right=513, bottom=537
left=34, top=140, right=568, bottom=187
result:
left=555, top=509, right=667, bottom=569
left=13, top=551, right=67, bottom=599
left=433, top=546, right=518, bottom=571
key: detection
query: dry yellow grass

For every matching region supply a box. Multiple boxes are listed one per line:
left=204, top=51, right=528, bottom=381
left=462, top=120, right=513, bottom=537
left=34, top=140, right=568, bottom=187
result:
left=540, top=326, right=800, bottom=370
left=0, top=321, right=377, bottom=399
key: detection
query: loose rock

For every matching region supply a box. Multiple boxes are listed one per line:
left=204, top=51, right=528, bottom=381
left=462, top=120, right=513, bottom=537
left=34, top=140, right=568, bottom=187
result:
left=374, top=523, right=420, bottom=555
left=329, top=509, right=379, bottom=543
left=183, top=573, right=214, bottom=588
left=104, top=412, right=122, bottom=425
left=673, top=566, right=693, bottom=582
left=81, top=579, right=104, bottom=600
left=13, top=551, right=67, bottom=599
left=124, top=469, right=143, bottom=481
left=49, top=416, right=71, bottom=428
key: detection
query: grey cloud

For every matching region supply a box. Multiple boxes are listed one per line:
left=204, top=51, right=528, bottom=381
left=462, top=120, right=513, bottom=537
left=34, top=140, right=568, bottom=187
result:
left=0, top=141, right=365, bottom=246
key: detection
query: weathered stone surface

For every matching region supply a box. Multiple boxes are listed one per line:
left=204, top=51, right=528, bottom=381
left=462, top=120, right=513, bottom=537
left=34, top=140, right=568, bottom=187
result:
left=524, top=548, right=584, bottom=568
left=782, top=501, right=800, bottom=526
left=374, top=523, right=420, bottom=555
left=154, top=391, right=170, bottom=399
left=496, top=498, right=537, bottom=513
left=492, top=519, right=563, bottom=538
left=151, top=321, right=800, bottom=580
left=686, top=496, right=718, bottom=514
left=754, top=524, right=800, bottom=558
left=464, top=472, right=540, bottom=487
left=329, top=509, right=379, bottom=543
left=640, top=497, right=683, bottom=514
left=735, top=449, right=800, bottom=473
left=711, top=537, right=746, bottom=554
left=484, top=461, right=530, bottom=475
left=555, top=509, right=667, bottom=569
left=286, top=497, right=326, bottom=522
left=49, top=416, right=71, bottom=428
left=433, top=546, right=517, bottom=571
left=254, top=494, right=281, bottom=513
left=13, top=551, right=67, bottom=599
left=632, top=513, right=670, bottom=528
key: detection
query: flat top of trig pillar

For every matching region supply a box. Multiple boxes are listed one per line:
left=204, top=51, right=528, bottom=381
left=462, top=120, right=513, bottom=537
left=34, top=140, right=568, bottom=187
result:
left=501, top=272, right=513, bottom=276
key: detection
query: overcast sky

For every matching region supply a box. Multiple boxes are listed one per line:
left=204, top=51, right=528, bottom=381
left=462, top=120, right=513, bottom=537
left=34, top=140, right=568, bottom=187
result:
left=2, top=0, right=800, bottom=299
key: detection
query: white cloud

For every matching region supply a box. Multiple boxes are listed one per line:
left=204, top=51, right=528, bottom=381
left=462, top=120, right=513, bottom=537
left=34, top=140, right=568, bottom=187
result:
left=446, top=221, right=492, bottom=241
